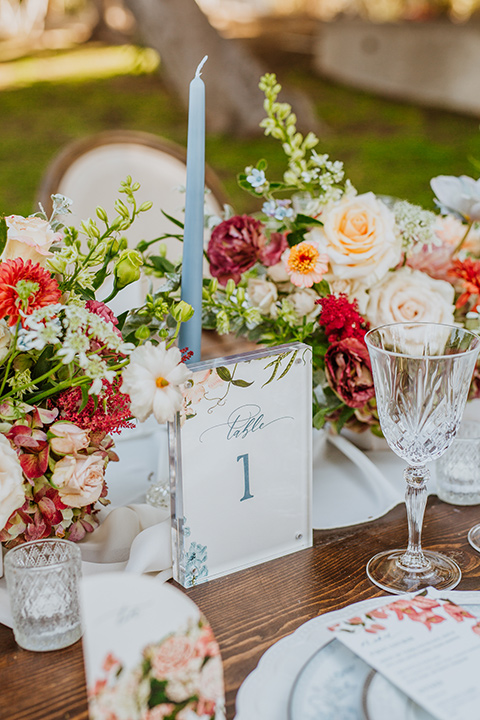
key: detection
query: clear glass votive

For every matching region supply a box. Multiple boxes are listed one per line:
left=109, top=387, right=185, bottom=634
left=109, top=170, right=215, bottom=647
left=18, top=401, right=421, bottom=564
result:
left=435, top=420, right=480, bottom=505
left=4, top=538, right=83, bottom=651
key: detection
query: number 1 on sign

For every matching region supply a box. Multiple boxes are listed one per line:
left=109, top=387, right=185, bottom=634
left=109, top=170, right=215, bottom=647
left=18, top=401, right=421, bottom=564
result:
left=237, top=453, right=253, bottom=501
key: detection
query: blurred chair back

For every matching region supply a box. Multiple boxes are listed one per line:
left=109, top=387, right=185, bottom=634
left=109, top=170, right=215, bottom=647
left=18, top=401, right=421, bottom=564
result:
left=36, top=130, right=227, bottom=316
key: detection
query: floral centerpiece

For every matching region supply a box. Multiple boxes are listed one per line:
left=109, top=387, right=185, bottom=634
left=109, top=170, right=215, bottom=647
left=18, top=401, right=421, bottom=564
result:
left=137, top=74, right=480, bottom=438
left=195, top=74, right=480, bottom=436
left=0, top=181, right=193, bottom=547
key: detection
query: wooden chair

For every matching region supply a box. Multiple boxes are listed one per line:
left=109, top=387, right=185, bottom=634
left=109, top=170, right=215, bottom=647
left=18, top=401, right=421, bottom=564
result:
left=36, top=129, right=227, bottom=317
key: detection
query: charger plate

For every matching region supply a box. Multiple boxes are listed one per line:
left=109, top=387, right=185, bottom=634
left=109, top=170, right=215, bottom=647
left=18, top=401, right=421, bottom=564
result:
left=234, top=591, right=480, bottom=720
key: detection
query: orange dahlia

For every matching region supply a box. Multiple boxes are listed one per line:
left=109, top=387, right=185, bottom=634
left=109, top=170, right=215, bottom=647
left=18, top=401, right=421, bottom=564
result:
left=0, top=258, right=62, bottom=326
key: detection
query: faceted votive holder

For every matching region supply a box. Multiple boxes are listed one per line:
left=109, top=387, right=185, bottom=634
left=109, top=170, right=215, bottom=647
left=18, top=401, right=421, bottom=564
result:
left=4, top=539, right=83, bottom=652
left=435, top=420, right=480, bottom=505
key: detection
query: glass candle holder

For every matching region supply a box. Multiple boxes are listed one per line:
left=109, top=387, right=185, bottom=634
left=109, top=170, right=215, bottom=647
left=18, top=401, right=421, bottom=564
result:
left=4, top=538, right=82, bottom=652
left=435, top=420, right=480, bottom=505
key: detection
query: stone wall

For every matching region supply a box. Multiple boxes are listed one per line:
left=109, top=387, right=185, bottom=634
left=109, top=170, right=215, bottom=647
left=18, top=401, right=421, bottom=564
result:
left=314, top=18, right=480, bottom=116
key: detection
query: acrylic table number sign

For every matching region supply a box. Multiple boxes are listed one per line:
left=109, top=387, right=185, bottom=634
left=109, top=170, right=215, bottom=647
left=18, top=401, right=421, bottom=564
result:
left=168, top=342, right=313, bottom=588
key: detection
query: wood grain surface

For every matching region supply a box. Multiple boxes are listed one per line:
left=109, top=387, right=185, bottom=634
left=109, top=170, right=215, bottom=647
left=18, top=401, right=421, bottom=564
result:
left=1, top=496, right=480, bottom=720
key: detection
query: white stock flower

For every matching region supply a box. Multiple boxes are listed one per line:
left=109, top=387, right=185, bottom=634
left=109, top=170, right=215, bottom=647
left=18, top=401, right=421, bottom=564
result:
left=365, top=266, right=456, bottom=328
left=309, top=192, right=401, bottom=288
left=0, top=434, right=25, bottom=531
left=247, top=278, right=278, bottom=315
left=121, top=342, right=192, bottom=424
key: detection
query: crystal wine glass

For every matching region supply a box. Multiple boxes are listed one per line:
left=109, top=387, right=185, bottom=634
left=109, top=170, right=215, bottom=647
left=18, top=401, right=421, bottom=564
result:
left=365, top=321, right=480, bottom=594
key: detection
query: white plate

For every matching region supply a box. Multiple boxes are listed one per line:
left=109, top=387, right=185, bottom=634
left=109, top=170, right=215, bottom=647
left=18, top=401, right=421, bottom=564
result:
left=288, top=639, right=372, bottom=720
left=363, top=671, right=435, bottom=720
left=234, top=593, right=480, bottom=720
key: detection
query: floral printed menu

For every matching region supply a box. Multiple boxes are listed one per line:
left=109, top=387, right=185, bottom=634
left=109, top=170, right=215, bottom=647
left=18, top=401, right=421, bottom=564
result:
left=81, top=573, right=225, bottom=720
left=330, top=587, right=480, bottom=720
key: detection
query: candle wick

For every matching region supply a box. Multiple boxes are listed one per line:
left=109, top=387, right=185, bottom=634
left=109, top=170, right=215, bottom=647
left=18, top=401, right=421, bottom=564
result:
left=195, top=55, right=208, bottom=79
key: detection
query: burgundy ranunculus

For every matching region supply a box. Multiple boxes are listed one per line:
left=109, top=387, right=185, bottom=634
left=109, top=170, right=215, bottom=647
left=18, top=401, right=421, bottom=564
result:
left=207, top=215, right=288, bottom=286
left=324, top=337, right=375, bottom=408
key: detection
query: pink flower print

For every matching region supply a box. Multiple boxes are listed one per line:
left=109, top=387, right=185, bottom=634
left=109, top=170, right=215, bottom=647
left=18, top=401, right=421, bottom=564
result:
left=410, top=597, right=441, bottom=610
left=198, top=654, right=223, bottom=710
left=194, top=624, right=221, bottom=659
left=143, top=705, right=176, bottom=719
left=102, top=652, right=122, bottom=672
left=408, top=610, right=445, bottom=631
left=347, top=616, right=364, bottom=625
left=443, top=601, right=476, bottom=623
left=386, top=599, right=418, bottom=620
left=328, top=623, right=340, bottom=631
left=365, top=624, right=386, bottom=634
left=145, top=635, right=195, bottom=678
left=472, top=622, right=480, bottom=635
left=368, top=608, right=389, bottom=620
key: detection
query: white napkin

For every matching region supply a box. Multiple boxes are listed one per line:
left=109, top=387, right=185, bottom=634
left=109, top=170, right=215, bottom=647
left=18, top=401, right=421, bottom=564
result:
left=0, top=503, right=173, bottom=628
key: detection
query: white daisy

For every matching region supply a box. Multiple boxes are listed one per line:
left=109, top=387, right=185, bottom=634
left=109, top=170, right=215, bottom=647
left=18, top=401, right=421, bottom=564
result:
left=121, top=341, right=192, bottom=424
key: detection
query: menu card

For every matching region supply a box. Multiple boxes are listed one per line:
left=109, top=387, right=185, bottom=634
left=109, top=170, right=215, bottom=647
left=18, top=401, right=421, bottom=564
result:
left=330, top=588, right=480, bottom=720
left=81, top=573, right=225, bottom=720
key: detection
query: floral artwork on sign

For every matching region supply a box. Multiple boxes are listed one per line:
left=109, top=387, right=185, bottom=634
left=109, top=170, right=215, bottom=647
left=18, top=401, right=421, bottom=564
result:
left=169, top=343, right=313, bottom=588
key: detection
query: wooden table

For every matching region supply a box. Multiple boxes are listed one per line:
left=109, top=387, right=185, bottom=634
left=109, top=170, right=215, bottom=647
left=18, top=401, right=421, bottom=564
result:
left=1, top=496, right=480, bottom=720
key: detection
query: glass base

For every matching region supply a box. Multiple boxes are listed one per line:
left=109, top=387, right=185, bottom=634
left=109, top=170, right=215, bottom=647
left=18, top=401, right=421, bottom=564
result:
left=366, top=548, right=461, bottom=594
left=146, top=479, right=170, bottom=509
left=468, top=524, right=480, bottom=553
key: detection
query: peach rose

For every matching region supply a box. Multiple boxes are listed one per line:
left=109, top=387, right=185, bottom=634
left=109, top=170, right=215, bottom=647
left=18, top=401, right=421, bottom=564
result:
left=0, top=434, right=25, bottom=530
left=308, top=192, right=401, bottom=287
left=365, top=266, right=455, bottom=328
left=2, top=215, right=62, bottom=266
left=48, top=421, right=90, bottom=455
left=51, top=453, right=106, bottom=507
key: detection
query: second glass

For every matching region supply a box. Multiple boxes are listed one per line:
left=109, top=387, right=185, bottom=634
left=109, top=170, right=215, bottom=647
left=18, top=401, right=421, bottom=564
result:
left=365, top=322, right=480, bottom=594
left=4, top=538, right=83, bottom=651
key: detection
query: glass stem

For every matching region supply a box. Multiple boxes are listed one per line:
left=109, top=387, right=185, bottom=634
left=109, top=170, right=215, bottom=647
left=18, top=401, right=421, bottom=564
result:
left=399, top=465, right=431, bottom=571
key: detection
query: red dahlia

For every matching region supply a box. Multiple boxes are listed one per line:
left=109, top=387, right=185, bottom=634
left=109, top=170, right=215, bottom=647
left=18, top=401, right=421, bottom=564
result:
left=0, top=258, right=62, bottom=326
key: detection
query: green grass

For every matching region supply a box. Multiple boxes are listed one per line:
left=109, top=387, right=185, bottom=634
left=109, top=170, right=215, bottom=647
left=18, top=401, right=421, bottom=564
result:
left=0, top=42, right=479, bottom=219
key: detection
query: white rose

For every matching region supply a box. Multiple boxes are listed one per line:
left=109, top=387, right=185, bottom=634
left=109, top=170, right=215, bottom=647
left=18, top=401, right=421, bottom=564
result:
left=3, top=215, right=62, bottom=266
left=0, top=320, right=12, bottom=362
left=267, top=261, right=290, bottom=283
left=51, top=453, right=106, bottom=508
left=309, top=192, right=401, bottom=287
left=287, top=288, right=320, bottom=320
left=365, top=266, right=456, bottom=328
left=247, top=278, right=278, bottom=315
left=0, top=434, right=25, bottom=531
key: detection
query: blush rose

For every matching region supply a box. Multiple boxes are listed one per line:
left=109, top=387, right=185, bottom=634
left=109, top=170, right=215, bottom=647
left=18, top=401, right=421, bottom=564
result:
left=51, top=453, right=106, bottom=507
left=3, top=215, right=62, bottom=266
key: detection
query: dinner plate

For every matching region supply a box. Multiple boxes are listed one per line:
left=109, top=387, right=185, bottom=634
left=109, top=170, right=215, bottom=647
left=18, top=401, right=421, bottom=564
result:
left=234, top=593, right=480, bottom=720
left=288, top=639, right=372, bottom=720
left=362, top=671, right=435, bottom=720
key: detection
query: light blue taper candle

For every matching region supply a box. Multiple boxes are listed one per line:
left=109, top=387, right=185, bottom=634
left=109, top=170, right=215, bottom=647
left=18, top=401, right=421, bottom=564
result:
left=178, top=55, right=207, bottom=363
